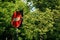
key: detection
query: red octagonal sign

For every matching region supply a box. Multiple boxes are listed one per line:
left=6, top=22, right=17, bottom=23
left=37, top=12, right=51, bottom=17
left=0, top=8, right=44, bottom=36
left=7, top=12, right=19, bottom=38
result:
left=11, top=11, right=22, bottom=28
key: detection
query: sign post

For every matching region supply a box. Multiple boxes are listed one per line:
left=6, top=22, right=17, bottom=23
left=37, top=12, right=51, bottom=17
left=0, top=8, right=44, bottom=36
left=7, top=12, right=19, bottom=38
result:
left=11, top=10, right=23, bottom=40
left=14, top=28, right=19, bottom=40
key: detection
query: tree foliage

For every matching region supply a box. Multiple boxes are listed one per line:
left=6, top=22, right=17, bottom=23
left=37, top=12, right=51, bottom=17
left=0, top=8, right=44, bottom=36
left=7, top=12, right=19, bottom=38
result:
left=0, top=0, right=60, bottom=40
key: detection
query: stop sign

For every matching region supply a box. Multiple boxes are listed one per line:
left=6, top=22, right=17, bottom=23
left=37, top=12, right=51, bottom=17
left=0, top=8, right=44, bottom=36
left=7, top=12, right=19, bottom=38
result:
left=11, top=11, right=23, bottom=28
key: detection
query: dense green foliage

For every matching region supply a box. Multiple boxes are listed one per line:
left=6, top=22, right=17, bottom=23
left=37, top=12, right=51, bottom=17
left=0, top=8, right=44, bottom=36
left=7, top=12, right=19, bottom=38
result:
left=0, top=0, right=60, bottom=40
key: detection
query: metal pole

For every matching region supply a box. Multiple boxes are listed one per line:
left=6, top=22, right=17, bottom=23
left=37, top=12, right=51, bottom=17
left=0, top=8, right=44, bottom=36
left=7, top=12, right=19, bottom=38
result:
left=14, top=28, right=19, bottom=40
left=16, top=28, right=18, bottom=38
left=6, top=37, right=7, bottom=40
